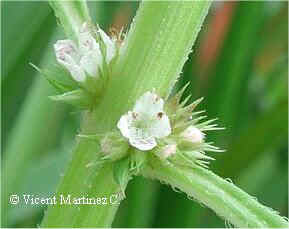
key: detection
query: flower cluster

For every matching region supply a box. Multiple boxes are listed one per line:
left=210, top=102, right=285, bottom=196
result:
left=78, top=89, right=223, bottom=191
left=50, top=23, right=222, bottom=170
left=116, top=89, right=223, bottom=168
left=34, top=22, right=122, bottom=109
left=54, top=22, right=117, bottom=83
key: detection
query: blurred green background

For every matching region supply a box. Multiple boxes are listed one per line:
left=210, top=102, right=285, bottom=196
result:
left=1, top=2, right=288, bottom=228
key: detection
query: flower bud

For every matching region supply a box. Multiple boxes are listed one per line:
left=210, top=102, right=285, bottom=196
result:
left=181, top=126, right=204, bottom=144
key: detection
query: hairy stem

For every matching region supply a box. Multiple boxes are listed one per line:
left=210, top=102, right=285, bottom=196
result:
left=42, top=1, right=211, bottom=227
left=84, top=1, right=211, bottom=132
left=143, top=157, right=288, bottom=228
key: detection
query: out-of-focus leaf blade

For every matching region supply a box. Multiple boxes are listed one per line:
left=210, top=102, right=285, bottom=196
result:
left=1, top=29, right=68, bottom=227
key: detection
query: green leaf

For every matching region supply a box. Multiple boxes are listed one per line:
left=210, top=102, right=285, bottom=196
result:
left=217, top=100, right=288, bottom=179
left=2, top=2, right=52, bottom=78
left=1, top=30, right=67, bottom=227
left=206, top=2, right=265, bottom=138
left=7, top=150, right=70, bottom=226
left=2, top=2, right=56, bottom=145
left=113, top=157, right=131, bottom=197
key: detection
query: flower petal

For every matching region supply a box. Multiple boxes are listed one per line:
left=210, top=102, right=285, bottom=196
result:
left=54, top=40, right=80, bottom=62
left=54, top=40, right=86, bottom=82
left=80, top=47, right=102, bottom=77
left=98, top=28, right=116, bottom=63
left=117, top=113, right=132, bottom=139
left=62, top=60, right=86, bottom=82
left=127, top=124, right=157, bottom=150
left=79, top=24, right=99, bottom=53
left=129, top=136, right=157, bottom=151
left=117, top=112, right=158, bottom=151
left=134, top=91, right=164, bottom=117
left=150, top=113, right=171, bottom=138
left=117, top=91, right=172, bottom=151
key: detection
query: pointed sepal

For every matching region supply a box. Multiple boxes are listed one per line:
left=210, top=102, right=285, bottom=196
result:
left=30, top=63, right=78, bottom=93
left=49, top=89, right=94, bottom=109
left=78, top=131, right=129, bottom=161
left=100, top=132, right=129, bottom=161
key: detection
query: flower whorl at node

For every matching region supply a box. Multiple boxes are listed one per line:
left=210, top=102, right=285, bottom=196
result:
left=116, top=88, right=224, bottom=168
left=78, top=88, right=223, bottom=195
left=35, top=22, right=124, bottom=110
left=78, top=132, right=146, bottom=196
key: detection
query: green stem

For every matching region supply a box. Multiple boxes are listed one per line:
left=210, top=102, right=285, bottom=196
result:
left=143, top=157, right=288, bottom=228
left=84, top=1, right=212, bottom=133
left=49, top=0, right=91, bottom=41
left=41, top=145, right=121, bottom=227
left=42, top=1, right=211, bottom=227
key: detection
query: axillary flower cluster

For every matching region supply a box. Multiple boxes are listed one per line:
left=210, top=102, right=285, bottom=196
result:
left=78, top=88, right=223, bottom=192
left=35, top=22, right=122, bottom=109
left=114, top=89, right=223, bottom=168
left=54, top=22, right=116, bottom=83
left=40, top=21, right=223, bottom=188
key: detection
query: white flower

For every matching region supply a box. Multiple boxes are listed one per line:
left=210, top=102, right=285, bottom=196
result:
left=54, top=39, right=86, bottom=82
left=54, top=22, right=116, bottom=82
left=181, top=126, right=204, bottom=143
left=117, top=91, right=171, bottom=151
